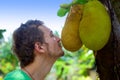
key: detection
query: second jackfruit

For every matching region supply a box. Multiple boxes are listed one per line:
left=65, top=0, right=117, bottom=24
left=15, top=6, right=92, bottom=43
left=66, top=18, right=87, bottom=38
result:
left=79, top=0, right=111, bottom=50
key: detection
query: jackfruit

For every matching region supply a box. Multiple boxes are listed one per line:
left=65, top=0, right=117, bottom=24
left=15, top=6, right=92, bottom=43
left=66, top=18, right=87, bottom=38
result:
left=61, top=4, right=83, bottom=52
left=79, top=0, right=111, bottom=50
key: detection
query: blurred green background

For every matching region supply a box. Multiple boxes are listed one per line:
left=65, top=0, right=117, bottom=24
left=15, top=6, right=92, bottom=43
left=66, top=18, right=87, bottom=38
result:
left=0, top=30, right=96, bottom=80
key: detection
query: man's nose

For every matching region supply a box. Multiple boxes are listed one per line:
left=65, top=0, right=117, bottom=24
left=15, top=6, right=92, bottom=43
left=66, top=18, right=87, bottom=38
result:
left=55, top=36, right=60, bottom=42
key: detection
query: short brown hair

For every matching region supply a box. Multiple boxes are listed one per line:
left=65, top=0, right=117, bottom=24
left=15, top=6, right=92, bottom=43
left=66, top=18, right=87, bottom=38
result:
left=12, top=20, right=45, bottom=68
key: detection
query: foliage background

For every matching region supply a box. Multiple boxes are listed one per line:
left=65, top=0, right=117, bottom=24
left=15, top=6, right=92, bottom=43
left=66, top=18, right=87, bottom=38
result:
left=0, top=30, right=96, bottom=80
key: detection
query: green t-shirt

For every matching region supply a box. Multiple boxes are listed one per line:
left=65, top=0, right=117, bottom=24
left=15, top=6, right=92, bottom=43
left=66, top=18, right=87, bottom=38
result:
left=4, top=69, right=32, bottom=80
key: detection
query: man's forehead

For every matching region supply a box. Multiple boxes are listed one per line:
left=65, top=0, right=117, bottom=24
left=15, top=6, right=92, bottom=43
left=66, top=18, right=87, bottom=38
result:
left=38, top=25, right=52, bottom=34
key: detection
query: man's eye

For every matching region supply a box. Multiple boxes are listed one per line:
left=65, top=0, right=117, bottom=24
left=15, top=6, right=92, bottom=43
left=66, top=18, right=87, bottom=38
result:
left=51, top=34, right=54, bottom=37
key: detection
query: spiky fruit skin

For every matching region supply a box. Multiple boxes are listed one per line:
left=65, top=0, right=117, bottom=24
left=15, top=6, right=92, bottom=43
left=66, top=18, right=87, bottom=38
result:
left=79, top=0, right=111, bottom=50
left=61, top=4, right=83, bottom=52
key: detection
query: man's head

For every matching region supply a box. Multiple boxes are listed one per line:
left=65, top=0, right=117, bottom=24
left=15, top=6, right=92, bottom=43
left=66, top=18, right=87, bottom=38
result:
left=12, top=20, right=64, bottom=68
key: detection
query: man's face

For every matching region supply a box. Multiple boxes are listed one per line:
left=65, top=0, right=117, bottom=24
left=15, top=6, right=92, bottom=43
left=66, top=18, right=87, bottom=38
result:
left=39, top=26, right=64, bottom=58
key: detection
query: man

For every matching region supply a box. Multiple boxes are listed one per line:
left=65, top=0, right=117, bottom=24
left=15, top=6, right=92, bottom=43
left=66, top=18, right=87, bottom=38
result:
left=4, top=20, right=64, bottom=80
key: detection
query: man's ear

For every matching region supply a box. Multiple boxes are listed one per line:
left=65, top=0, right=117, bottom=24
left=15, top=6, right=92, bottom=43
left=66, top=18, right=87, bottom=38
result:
left=34, top=42, right=45, bottom=54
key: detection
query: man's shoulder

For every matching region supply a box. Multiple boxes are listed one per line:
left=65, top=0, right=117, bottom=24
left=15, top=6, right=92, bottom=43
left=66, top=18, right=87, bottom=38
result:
left=4, top=69, right=32, bottom=80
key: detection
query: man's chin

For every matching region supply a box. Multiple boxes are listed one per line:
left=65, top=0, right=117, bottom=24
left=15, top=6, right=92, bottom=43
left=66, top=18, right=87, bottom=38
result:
left=59, top=51, right=64, bottom=57
left=55, top=51, right=64, bottom=59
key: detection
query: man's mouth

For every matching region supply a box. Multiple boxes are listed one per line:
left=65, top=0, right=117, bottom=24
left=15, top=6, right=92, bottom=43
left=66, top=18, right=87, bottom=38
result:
left=58, top=42, right=62, bottom=47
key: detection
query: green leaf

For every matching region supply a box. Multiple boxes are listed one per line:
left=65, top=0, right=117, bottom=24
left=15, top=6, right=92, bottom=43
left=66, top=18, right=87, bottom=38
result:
left=57, top=8, right=69, bottom=17
left=60, top=3, right=71, bottom=9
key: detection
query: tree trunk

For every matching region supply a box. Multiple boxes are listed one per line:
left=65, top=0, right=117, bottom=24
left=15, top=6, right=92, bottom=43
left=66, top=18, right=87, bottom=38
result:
left=96, top=0, right=120, bottom=80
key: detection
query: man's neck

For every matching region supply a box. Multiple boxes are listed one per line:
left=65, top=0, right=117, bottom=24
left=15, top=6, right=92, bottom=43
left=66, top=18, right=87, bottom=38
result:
left=22, top=55, right=57, bottom=80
